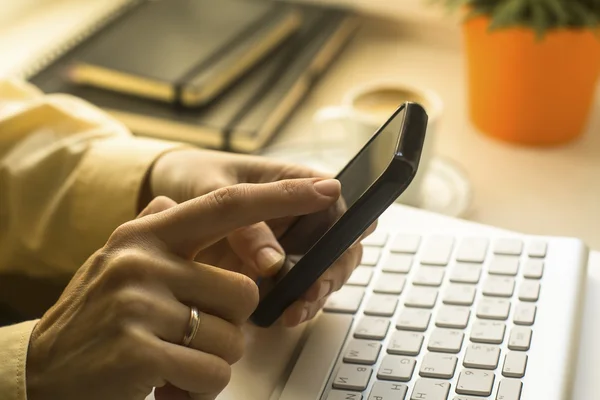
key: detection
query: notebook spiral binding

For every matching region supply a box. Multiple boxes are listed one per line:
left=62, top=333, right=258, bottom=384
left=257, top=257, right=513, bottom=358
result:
left=16, top=0, right=144, bottom=80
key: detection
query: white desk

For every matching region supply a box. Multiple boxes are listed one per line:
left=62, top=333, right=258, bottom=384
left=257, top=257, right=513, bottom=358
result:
left=1, top=1, right=599, bottom=398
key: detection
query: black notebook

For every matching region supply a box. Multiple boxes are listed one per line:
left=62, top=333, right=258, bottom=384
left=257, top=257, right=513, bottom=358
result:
left=30, top=4, right=359, bottom=153
left=68, top=0, right=302, bottom=107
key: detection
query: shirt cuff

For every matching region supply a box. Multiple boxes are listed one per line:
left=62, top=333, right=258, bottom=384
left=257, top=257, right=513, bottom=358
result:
left=0, top=320, right=38, bottom=400
left=71, top=136, right=187, bottom=250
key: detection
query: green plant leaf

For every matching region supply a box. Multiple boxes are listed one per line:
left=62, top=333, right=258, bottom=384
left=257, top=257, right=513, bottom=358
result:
left=530, top=2, right=550, bottom=38
left=489, top=0, right=528, bottom=30
left=434, top=0, right=600, bottom=36
left=572, top=2, right=600, bottom=27
left=545, top=0, right=569, bottom=26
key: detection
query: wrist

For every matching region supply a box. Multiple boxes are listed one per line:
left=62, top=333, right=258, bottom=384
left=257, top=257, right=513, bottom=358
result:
left=137, top=148, right=191, bottom=212
left=138, top=162, right=156, bottom=213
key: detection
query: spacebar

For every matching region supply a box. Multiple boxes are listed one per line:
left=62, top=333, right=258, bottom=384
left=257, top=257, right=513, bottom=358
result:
left=278, top=313, right=353, bottom=400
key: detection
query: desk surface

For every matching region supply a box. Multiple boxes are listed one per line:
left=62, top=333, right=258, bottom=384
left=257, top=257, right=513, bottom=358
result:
left=1, top=0, right=598, bottom=249
left=1, top=2, right=599, bottom=398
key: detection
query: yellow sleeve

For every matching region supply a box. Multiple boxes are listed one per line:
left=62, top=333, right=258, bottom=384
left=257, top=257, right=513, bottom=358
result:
left=0, top=78, right=185, bottom=277
left=0, top=320, right=37, bottom=400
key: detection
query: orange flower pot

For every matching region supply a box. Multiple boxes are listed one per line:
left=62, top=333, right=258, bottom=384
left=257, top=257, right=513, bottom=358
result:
left=463, top=16, right=600, bottom=145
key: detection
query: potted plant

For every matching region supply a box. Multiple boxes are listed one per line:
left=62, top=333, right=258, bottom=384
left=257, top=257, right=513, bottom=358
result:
left=441, top=0, right=600, bottom=145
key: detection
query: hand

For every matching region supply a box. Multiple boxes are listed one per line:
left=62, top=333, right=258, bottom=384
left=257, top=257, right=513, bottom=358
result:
left=150, top=149, right=374, bottom=326
left=26, top=178, right=340, bottom=400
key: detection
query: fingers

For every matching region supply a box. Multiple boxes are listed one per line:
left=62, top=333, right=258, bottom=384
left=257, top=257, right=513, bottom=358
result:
left=155, top=339, right=231, bottom=399
left=151, top=298, right=245, bottom=365
left=281, top=244, right=362, bottom=327
left=148, top=178, right=341, bottom=259
left=282, top=296, right=329, bottom=327
left=227, top=222, right=285, bottom=277
left=303, top=244, right=363, bottom=302
left=137, top=196, right=178, bottom=218
left=162, top=260, right=260, bottom=324
left=242, top=156, right=329, bottom=183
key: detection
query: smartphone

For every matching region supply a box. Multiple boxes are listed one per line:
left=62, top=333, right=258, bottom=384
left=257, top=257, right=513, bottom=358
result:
left=250, top=102, right=428, bottom=327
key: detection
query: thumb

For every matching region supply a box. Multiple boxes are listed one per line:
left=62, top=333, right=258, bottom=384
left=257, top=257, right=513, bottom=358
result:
left=137, top=196, right=178, bottom=219
left=228, top=222, right=285, bottom=277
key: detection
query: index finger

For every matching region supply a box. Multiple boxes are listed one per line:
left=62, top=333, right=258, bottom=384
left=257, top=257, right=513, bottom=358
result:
left=147, top=178, right=341, bottom=259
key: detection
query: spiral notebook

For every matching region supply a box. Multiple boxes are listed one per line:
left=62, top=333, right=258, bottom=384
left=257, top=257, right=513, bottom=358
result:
left=27, top=0, right=360, bottom=153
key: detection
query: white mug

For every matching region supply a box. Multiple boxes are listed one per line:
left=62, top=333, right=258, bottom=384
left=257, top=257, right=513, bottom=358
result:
left=312, top=81, right=443, bottom=207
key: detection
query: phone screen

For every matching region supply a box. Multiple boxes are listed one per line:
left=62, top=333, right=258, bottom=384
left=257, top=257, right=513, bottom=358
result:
left=271, top=106, right=406, bottom=281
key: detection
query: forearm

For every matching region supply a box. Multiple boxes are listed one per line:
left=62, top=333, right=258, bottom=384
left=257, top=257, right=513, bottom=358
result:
left=0, top=78, right=184, bottom=278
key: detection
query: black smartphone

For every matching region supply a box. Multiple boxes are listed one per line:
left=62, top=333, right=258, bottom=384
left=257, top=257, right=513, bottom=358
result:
left=250, top=102, right=428, bottom=327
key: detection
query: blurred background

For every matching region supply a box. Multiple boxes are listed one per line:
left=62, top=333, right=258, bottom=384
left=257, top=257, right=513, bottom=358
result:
left=1, top=0, right=599, bottom=250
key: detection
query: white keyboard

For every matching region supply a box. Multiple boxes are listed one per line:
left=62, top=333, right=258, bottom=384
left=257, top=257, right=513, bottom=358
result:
left=278, top=231, right=588, bottom=400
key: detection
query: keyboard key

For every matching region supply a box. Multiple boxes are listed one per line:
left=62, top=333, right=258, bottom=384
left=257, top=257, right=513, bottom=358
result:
left=518, top=280, right=540, bottom=302
left=513, top=303, right=536, bottom=326
left=377, top=355, right=416, bottom=382
left=374, top=273, right=407, bottom=294
left=362, top=247, right=381, bottom=266
left=410, top=378, right=451, bottom=400
left=476, top=298, right=511, bottom=320
left=435, top=306, right=471, bottom=329
left=450, top=262, right=482, bottom=284
left=419, top=352, right=458, bottom=379
left=324, top=287, right=365, bottom=314
left=493, top=238, right=523, bottom=256
left=522, top=259, right=544, bottom=279
left=443, top=284, right=476, bottom=306
left=354, top=316, right=390, bottom=340
left=327, top=391, right=363, bottom=400
left=333, top=364, right=372, bottom=391
left=488, top=256, right=520, bottom=276
left=463, top=344, right=500, bottom=370
left=382, top=253, right=413, bottom=274
left=470, top=320, right=506, bottom=344
left=496, top=379, right=523, bottom=400
left=482, top=276, right=515, bottom=298
left=453, top=397, right=486, bottom=400
left=456, top=369, right=495, bottom=396
left=362, top=231, right=389, bottom=247
left=368, top=381, right=408, bottom=400
left=413, top=266, right=446, bottom=287
left=391, top=234, right=421, bottom=254
left=420, top=236, right=455, bottom=266
left=508, top=327, right=532, bottom=351
left=405, top=287, right=438, bottom=308
left=347, top=267, right=373, bottom=286
left=502, top=352, right=528, bottom=378
left=396, top=308, right=431, bottom=332
left=456, top=237, right=489, bottom=263
left=388, top=331, right=424, bottom=356
left=427, top=328, right=464, bottom=353
left=364, top=295, right=398, bottom=317
left=343, top=340, right=382, bottom=365
left=528, top=241, right=547, bottom=258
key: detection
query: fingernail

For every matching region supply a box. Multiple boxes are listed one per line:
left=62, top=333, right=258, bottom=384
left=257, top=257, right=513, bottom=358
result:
left=313, top=179, right=341, bottom=197
left=318, top=280, right=332, bottom=299
left=256, top=247, right=284, bottom=273
left=299, top=308, right=309, bottom=324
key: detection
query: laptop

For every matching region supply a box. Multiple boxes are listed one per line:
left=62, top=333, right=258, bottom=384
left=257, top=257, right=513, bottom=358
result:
left=145, top=203, right=588, bottom=400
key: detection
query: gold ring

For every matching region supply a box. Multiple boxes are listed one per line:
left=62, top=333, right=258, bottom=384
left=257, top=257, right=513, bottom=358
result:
left=182, top=306, right=200, bottom=347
